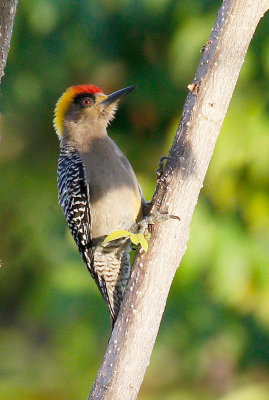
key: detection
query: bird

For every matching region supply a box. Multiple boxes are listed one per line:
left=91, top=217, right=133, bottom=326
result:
left=53, top=83, right=146, bottom=327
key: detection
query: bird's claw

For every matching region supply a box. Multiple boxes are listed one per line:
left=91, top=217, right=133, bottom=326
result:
left=103, top=211, right=180, bottom=253
left=133, top=210, right=180, bottom=236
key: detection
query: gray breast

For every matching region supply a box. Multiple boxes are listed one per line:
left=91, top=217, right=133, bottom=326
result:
left=79, top=136, right=142, bottom=238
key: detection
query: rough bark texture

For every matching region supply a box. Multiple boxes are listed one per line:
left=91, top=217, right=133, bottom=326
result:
left=0, top=0, right=18, bottom=85
left=89, top=1, right=269, bottom=399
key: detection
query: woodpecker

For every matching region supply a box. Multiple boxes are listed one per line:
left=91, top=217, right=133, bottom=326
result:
left=54, top=84, right=146, bottom=326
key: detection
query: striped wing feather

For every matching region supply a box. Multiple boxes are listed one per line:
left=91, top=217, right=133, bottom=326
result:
left=57, top=145, right=94, bottom=269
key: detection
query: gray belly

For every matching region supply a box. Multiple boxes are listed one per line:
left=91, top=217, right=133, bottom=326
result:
left=90, top=183, right=141, bottom=238
left=79, top=135, right=142, bottom=239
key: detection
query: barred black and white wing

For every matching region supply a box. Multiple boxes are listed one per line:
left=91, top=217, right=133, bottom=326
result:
left=57, top=144, right=131, bottom=326
left=57, top=145, right=94, bottom=271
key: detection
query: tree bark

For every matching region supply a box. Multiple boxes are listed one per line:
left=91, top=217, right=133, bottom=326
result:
left=89, top=1, right=269, bottom=399
left=0, top=0, right=18, bottom=85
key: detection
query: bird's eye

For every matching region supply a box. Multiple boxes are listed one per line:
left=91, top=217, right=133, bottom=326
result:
left=81, top=97, right=93, bottom=108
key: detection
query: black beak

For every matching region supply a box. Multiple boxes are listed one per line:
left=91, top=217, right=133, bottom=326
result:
left=101, top=85, right=136, bottom=107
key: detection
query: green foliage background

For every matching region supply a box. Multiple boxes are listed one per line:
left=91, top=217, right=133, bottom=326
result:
left=1, top=1, right=269, bottom=399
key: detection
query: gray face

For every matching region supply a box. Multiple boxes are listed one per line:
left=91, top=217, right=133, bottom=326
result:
left=61, top=92, right=119, bottom=146
left=61, top=86, right=135, bottom=144
left=64, top=92, right=96, bottom=123
left=64, top=91, right=118, bottom=128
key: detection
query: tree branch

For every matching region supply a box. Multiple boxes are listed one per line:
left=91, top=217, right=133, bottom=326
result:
left=0, top=0, right=18, bottom=85
left=89, top=1, right=269, bottom=399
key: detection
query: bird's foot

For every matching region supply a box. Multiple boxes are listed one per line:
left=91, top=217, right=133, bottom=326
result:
left=102, top=212, right=180, bottom=253
left=128, top=211, right=180, bottom=250
left=135, top=211, right=180, bottom=235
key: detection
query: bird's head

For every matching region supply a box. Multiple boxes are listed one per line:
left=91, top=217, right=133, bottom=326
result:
left=53, top=84, right=135, bottom=140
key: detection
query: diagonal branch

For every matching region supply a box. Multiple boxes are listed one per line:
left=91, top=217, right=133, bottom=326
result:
left=0, top=0, right=18, bottom=86
left=89, top=1, right=269, bottom=399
